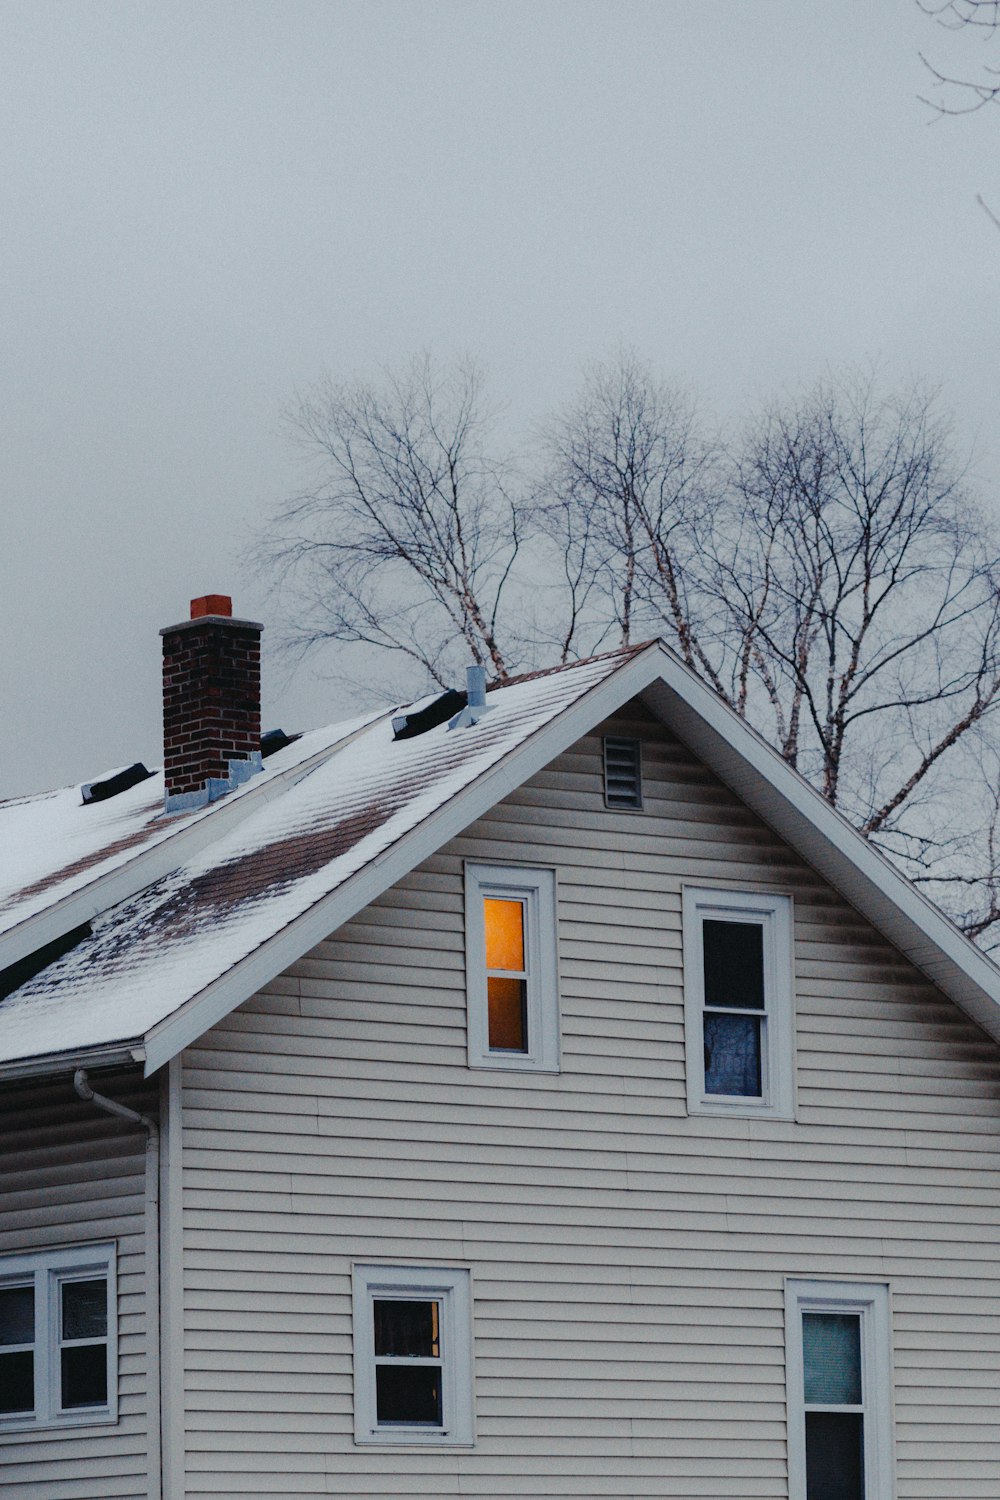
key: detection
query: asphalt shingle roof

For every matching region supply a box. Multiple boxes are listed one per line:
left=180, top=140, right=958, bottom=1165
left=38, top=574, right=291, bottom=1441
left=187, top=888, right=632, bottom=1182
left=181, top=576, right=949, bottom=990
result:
left=0, top=648, right=640, bottom=1071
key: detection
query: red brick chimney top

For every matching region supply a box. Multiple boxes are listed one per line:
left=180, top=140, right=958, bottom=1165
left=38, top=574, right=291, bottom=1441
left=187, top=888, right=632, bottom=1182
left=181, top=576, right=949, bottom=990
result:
left=190, top=594, right=233, bottom=619
left=160, top=597, right=264, bottom=810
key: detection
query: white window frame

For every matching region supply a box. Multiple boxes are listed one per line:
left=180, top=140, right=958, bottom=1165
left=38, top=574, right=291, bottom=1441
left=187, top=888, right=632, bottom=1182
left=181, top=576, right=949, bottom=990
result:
left=0, top=1242, right=117, bottom=1432
left=785, top=1279, right=894, bottom=1500
left=352, top=1264, right=474, bottom=1446
left=682, top=885, right=794, bottom=1119
left=464, top=862, right=559, bottom=1073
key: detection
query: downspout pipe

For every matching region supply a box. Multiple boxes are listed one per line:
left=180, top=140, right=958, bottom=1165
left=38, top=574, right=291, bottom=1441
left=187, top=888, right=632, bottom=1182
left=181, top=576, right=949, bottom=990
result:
left=75, top=1069, right=162, bottom=1500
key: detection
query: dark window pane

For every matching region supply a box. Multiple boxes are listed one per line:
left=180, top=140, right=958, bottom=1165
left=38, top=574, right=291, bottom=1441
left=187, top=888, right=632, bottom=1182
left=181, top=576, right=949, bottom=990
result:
left=805, top=1411, right=865, bottom=1500
left=0, top=1286, right=34, bottom=1347
left=804, top=1313, right=862, bottom=1405
left=703, top=919, right=765, bottom=1010
left=60, top=1344, right=107, bottom=1408
left=62, top=1279, right=107, bottom=1341
left=487, top=976, right=528, bottom=1052
left=375, top=1364, right=442, bottom=1425
left=0, top=1350, right=34, bottom=1413
left=374, top=1299, right=439, bottom=1358
left=704, top=1011, right=762, bottom=1096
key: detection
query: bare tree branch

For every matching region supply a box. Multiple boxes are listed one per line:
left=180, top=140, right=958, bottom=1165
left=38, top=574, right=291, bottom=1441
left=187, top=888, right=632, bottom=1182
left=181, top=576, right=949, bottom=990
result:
left=253, top=355, right=529, bottom=692
left=918, top=0, right=1000, bottom=114
left=259, top=351, right=1000, bottom=944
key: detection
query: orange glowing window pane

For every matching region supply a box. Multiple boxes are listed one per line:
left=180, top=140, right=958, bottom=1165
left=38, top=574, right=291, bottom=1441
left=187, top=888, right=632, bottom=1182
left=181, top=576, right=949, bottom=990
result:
left=484, top=898, right=525, bottom=972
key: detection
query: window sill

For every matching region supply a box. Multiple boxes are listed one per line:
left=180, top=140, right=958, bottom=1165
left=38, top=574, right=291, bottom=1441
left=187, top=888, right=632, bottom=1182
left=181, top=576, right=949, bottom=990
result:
left=354, top=1431, right=476, bottom=1448
left=468, top=1057, right=560, bottom=1074
left=689, top=1096, right=794, bottom=1121
left=0, top=1409, right=116, bottom=1435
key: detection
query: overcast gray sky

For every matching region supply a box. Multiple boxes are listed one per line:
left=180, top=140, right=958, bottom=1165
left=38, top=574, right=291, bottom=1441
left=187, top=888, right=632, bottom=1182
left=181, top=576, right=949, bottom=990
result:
left=2, top=0, right=998, bottom=798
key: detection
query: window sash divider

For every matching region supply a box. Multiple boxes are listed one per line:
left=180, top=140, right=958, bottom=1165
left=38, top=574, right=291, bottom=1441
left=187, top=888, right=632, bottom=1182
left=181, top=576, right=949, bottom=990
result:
left=703, top=1003, right=767, bottom=1016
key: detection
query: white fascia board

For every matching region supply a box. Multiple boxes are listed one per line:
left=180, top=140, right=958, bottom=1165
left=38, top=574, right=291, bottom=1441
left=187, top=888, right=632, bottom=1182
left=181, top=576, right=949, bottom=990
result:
left=142, top=649, right=666, bottom=1074
left=0, top=715, right=389, bottom=974
left=0, top=1041, right=145, bottom=1086
left=640, top=663, right=1000, bottom=1043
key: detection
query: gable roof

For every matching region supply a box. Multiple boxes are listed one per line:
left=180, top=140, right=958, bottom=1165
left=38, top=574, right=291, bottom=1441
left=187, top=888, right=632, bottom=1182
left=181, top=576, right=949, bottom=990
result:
left=3, top=640, right=1000, bottom=1082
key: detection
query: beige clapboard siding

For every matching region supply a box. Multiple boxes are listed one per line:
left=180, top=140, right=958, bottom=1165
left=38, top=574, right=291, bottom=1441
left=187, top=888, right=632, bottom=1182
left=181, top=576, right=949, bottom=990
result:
left=179, top=701, right=1000, bottom=1498
left=0, top=1071, right=154, bottom=1499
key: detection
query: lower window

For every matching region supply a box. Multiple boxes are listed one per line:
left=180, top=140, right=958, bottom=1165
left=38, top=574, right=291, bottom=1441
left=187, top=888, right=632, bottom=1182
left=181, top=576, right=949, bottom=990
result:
left=352, top=1264, right=473, bottom=1445
left=785, top=1279, right=892, bottom=1500
left=0, top=1243, right=116, bottom=1430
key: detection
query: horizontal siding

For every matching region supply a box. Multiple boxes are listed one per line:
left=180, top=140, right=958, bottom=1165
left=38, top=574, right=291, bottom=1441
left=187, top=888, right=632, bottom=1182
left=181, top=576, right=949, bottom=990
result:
left=0, top=1072, right=154, bottom=1499
left=182, top=701, right=1000, bottom=1497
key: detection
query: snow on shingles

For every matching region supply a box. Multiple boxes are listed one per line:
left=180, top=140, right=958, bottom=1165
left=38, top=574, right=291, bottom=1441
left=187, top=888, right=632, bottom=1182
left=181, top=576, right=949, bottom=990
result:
left=0, top=775, right=169, bottom=924
left=0, top=711, right=386, bottom=940
left=0, top=650, right=635, bottom=1065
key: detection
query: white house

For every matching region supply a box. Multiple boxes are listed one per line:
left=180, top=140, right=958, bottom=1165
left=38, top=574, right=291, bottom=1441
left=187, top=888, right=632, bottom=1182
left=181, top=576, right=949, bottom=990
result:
left=1, top=595, right=999, bottom=1499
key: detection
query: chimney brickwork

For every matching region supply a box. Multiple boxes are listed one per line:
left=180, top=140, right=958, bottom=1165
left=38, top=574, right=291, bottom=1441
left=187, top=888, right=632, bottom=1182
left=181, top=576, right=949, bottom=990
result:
left=161, top=596, right=264, bottom=811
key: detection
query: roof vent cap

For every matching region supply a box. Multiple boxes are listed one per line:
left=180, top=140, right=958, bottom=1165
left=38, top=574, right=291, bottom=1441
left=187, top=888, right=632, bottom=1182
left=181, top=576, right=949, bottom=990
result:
left=392, top=688, right=467, bottom=741
left=448, top=664, right=494, bottom=730
left=81, top=763, right=154, bottom=806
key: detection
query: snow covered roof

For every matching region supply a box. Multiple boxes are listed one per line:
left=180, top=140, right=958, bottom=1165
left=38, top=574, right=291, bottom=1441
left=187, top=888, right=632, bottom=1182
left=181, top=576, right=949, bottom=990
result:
left=0, top=648, right=643, bottom=1077
left=0, top=713, right=386, bottom=969
left=3, top=639, right=1000, bottom=1082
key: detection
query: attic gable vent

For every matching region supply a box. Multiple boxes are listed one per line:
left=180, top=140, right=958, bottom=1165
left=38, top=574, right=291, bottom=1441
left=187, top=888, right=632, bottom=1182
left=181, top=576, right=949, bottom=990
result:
left=603, top=736, right=642, bottom=809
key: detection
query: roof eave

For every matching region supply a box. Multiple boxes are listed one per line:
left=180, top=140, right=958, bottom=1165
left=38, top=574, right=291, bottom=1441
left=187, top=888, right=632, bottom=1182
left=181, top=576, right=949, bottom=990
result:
left=0, top=1040, right=146, bottom=1086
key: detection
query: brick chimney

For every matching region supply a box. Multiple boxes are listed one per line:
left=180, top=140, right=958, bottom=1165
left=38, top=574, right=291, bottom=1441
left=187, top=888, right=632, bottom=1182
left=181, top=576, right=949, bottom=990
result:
left=160, top=595, right=264, bottom=812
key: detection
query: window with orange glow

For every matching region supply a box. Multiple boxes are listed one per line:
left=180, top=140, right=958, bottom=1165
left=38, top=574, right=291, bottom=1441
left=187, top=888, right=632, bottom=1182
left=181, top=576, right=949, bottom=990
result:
left=484, top=898, right=528, bottom=1051
left=465, top=864, right=559, bottom=1072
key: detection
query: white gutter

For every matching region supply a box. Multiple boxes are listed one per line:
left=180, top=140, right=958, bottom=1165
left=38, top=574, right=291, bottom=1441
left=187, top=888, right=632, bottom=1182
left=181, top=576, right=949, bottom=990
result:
left=0, top=1043, right=145, bottom=1086
left=74, top=1069, right=161, bottom=1500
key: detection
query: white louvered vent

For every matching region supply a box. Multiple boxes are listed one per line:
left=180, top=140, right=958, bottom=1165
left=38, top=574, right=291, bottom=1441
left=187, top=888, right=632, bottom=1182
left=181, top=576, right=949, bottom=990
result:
left=603, top=736, right=642, bottom=809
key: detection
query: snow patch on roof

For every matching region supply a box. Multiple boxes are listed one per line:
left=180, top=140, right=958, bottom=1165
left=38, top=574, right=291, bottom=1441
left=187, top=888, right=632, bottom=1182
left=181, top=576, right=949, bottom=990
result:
left=0, top=709, right=388, bottom=942
left=0, top=650, right=639, bottom=1068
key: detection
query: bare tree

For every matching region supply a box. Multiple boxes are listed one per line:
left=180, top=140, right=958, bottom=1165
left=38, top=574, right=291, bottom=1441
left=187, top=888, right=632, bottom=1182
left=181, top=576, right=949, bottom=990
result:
left=257, top=356, right=525, bottom=690
left=539, top=357, right=1000, bottom=941
left=260, top=350, right=1000, bottom=941
left=539, top=352, right=722, bottom=674
left=713, top=374, right=1000, bottom=935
